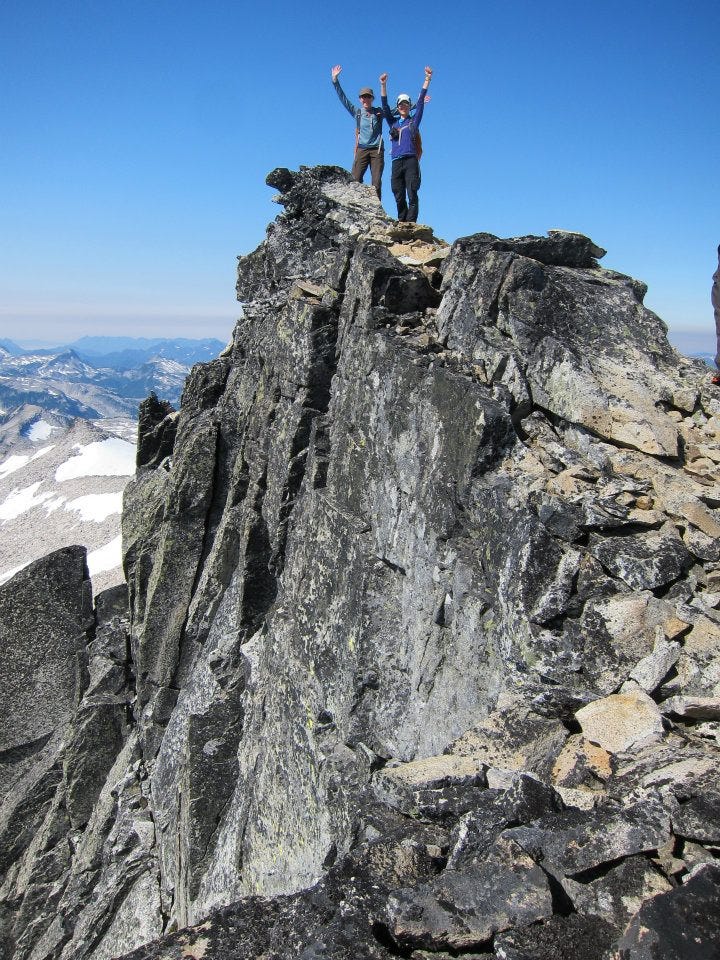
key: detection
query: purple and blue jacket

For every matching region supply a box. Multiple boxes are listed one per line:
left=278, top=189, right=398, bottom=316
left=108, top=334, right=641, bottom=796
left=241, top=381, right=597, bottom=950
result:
left=382, top=88, right=426, bottom=161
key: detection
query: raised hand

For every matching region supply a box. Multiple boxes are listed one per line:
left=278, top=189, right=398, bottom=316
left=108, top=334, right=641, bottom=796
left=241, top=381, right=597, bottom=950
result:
left=331, top=65, right=342, bottom=81
left=379, top=72, right=388, bottom=84
left=424, top=66, right=433, bottom=79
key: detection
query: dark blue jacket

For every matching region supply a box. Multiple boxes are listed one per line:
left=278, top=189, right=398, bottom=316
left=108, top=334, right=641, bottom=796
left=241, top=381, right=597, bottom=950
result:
left=382, top=89, right=426, bottom=160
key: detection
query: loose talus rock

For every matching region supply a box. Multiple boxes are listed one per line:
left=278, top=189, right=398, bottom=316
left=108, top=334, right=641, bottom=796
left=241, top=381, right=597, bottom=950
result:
left=1, top=165, right=719, bottom=960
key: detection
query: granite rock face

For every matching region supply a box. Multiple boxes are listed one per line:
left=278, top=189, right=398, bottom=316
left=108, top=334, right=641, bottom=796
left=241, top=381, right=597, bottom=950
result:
left=1, top=166, right=719, bottom=959
left=0, top=551, right=134, bottom=960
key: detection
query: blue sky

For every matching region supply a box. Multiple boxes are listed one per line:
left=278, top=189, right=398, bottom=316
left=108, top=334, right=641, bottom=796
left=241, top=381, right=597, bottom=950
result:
left=1, top=0, right=718, bottom=355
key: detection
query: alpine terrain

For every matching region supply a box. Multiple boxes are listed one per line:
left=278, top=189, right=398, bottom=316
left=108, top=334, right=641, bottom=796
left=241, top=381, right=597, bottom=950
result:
left=0, top=166, right=718, bottom=960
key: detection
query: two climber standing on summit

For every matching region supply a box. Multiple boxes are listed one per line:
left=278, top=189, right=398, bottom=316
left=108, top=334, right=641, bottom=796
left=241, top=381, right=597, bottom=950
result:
left=331, top=64, right=433, bottom=223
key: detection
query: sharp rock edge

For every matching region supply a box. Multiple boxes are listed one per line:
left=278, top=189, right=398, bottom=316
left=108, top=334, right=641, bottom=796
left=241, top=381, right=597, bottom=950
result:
left=1, top=166, right=719, bottom=960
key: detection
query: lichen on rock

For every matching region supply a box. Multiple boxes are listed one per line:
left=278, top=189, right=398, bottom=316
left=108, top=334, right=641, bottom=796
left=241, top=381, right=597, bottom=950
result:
left=1, top=166, right=719, bottom=960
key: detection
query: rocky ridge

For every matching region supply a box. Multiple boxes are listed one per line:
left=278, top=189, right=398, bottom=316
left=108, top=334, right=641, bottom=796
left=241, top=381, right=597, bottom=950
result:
left=0, top=165, right=719, bottom=959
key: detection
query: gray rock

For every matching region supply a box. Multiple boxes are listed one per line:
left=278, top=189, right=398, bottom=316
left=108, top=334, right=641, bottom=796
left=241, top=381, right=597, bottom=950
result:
left=615, top=863, right=720, bottom=959
left=0, top=546, right=92, bottom=755
left=575, top=690, right=664, bottom=754
left=673, top=791, right=720, bottom=846
left=505, top=797, right=671, bottom=880
left=136, top=392, right=177, bottom=469
left=494, top=914, right=620, bottom=960
left=628, top=630, right=681, bottom=693
left=3, top=164, right=720, bottom=960
left=386, top=837, right=553, bottom=951
left=562, top=855, right=672, bottom=928
left=589, top=530, right=692, bottom=590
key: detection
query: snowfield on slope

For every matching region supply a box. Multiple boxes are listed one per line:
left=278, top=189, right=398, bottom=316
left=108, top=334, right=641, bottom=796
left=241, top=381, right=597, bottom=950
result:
left=0, top=418, right=137, bottom=593
left=55, top=437, right=136, bottom=481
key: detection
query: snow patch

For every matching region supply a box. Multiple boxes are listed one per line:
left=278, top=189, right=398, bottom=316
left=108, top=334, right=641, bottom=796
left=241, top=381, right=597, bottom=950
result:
left=26, top=420, right=58, bottom=442
left=0, top=454, right=30, bottom=479
left=30, top=444, right=55, bottom=461
left=43, top=496, right=66, bottom=514
left=55, top=438, right=136, bottom=482
left=87, top=535, right=123, bottom=576
left=0, top=482, right=55, bottom=521
left=64, top=492, right=123, bottom=522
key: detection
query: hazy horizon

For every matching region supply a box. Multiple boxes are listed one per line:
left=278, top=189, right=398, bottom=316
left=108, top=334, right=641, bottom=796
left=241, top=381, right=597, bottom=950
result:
left=1, top=321, right=715, bottom=365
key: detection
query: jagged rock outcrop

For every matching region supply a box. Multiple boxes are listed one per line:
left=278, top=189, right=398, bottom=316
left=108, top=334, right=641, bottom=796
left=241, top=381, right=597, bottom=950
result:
left=1, top=166, right=719, bottom=959
left=0, top=550, right=134, bottom=959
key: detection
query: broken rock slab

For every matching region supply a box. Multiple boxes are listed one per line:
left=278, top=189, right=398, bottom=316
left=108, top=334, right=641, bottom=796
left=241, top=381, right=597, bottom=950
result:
left=613, top=863, right=720, bottom=959
left=494, top=913, right=621, bottom=960
left=373, top=755, right=487, bottom=820
left=589, top=530, right=692, bottom=591
left=386, top=836, right=553, bottom=951
left=575, top=689, right=664, bottom=754
left=447, top=704, right=567, bottom=780
left=673, top=790, right=720, bottom=846
left=628, top=629, right=681, bottom=693
left=0, top=545, right=93, bottom=756
left=660, top=696, right=720, bottom=721
left=505, top=797, right=671, bottom=881
left=562, top=854, right=672, bottom=929
left=551, top=734, right=613, bottom=792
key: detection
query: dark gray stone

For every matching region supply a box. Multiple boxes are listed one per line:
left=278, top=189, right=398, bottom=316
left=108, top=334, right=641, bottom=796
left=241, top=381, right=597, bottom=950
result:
left=494, top=913, right=619, bottom=960
left=615, top=864, right=720, bottom=959
left=505, top=797, right=671, bottom=879
left=136, top=392, right=176, bottom=469
left=0, top=545, right=93, bottom=755
left=673, top=792, right=720, bottom=846
left=386, top=837, right=553, bottom=951
left=589, top=531, right=692, bottom=590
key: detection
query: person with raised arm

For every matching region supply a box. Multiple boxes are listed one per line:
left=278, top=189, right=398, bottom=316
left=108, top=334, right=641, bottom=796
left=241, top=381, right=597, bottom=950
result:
left=331, top=64, right=386, bottom=199
left=381, top=66, right=432, bottom=223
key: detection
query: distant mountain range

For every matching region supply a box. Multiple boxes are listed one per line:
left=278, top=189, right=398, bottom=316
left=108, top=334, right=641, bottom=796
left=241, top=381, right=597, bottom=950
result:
left=66, top=335, right=227, bottom=369
left=0, top=335, right=224, bottom=593
left=0, top=335, right=226, bottom=419
left=0, top=405, right=135, bottom=593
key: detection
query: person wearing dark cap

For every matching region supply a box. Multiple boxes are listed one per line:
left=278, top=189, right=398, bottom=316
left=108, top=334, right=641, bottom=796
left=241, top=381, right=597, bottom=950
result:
left=380, top=66, right=432, bottom=223
left=712, top=245, right=720, bottom=385
left=331, top=65, right=386, bottom=199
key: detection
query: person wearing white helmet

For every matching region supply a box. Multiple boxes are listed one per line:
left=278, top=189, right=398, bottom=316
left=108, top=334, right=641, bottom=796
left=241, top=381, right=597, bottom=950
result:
left=380, top=66, right=432, bottom=223
left=331, top=65, right=387, bottom=199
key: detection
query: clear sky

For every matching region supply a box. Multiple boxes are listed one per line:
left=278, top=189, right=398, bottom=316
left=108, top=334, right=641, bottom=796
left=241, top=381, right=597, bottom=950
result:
left=1, top=0, right=718, bottom=354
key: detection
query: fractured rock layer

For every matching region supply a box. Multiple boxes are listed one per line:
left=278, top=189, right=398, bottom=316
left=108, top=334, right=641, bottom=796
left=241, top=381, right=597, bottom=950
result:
left=1, top=166, right=719, bottom=959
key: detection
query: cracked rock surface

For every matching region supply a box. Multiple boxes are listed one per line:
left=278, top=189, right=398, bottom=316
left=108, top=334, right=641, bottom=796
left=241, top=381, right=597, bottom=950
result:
left=1, top=166, right=719, bottom=959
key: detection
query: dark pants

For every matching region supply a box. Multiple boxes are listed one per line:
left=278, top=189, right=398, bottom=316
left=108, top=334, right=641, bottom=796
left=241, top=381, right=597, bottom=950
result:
left=352, top=146, right=384, bottom=199
left=391, top=155, right=421, bottom=222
